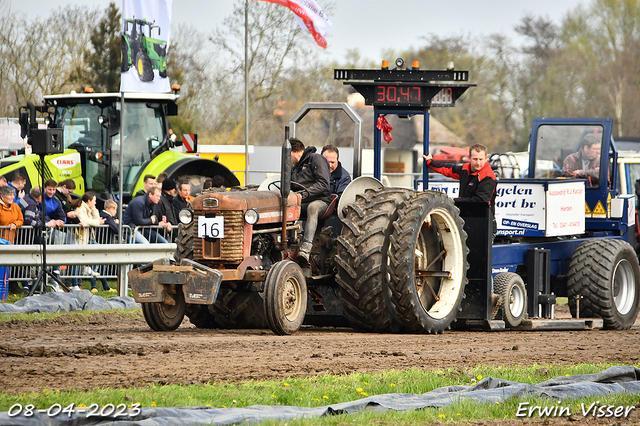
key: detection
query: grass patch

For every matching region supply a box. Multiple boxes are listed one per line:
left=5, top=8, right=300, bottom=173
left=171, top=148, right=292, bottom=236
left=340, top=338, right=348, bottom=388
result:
left=1, top=363, right=638, bottom=424
left=0, top=307, right=142, bottom=323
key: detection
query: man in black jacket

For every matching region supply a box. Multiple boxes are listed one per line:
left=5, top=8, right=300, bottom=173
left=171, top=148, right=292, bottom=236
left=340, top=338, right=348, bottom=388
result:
left=321, top=144, right=351, bottom=199
left=290, top=138, right=331, bottom=262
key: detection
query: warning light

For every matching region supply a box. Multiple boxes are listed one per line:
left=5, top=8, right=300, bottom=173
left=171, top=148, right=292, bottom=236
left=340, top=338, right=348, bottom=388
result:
left=171, top=84, right=181, bottom=95
left=381, top=60, right=389, bottom=70
left=84, top=87, right=94, bottom=93
left=412, top=61, right=420, bottom=70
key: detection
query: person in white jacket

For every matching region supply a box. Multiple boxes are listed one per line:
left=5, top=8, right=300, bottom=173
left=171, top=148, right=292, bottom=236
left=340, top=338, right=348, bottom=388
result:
left=75, top=192, right=110, bottom=292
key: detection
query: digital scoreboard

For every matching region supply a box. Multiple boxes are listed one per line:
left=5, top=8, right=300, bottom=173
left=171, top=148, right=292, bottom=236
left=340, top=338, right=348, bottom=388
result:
left=334, top=64, right=475, bottom=108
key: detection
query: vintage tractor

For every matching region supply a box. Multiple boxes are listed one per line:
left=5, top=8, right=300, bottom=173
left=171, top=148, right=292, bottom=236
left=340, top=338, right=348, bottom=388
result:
left=129, top=126, right=469, bottom=335
left=121, top=17, right=167, bottom=82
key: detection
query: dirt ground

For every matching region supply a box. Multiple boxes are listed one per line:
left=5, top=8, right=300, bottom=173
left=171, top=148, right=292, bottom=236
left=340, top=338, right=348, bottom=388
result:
left=0, top=306, right=638, bottom=396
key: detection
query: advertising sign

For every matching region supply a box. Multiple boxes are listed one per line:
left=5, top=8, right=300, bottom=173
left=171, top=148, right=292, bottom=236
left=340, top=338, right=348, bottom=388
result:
left=495, top=183, right=546, bottom=237
left=429, top=179, right=586, bottom=237
left=545, top=181, right=585, bottom=237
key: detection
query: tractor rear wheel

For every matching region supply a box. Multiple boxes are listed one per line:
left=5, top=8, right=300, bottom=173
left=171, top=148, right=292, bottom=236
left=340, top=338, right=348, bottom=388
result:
left=335, top=187, right=413, bottom=332
left=136, top=50, right=154, bottom=82
left=141, top=289, right=186, bottom=331
left=210, top=287, right=268, bottom=329
left=387, top=191, right=468, bottom=334
left=567, top=239, right=640, bottom=330
left=174, top=221, right=196, bottom=262
left=185, top=304, right=216, bottom=329
left=264, top=260, right=307, bottom=335
left=121, top=37, right=130, bottom=72
left=493, top=272, right=526, bottom=328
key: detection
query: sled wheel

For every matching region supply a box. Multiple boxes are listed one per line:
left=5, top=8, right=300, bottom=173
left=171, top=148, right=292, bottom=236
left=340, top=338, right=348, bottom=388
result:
left=142, top=288, right=186, bottom=331
left=494, top=272, right=526, bottom=328
left=388, top=191, right=468, bottom=334
left=568, top=239, right=640, bottom=329
left=263, top=260, right=307, bottom=335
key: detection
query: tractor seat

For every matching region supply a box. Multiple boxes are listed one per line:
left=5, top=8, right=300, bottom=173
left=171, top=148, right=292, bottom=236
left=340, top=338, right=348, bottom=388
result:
left=299, top=194, right=338, bottom=221
left=319, top=194, right=339, bottom=221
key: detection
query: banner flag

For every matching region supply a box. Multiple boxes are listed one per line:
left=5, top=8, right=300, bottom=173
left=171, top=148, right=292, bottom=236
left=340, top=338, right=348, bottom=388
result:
left=120, top=0, right=172, bottom=92
left=252, top=0, right=332, bottom=48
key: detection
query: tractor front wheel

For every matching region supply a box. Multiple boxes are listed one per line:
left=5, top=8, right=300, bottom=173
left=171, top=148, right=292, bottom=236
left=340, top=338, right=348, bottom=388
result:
left=264, top=260, right=307, bottom=335
left=141, top=288, right=186, bottom=331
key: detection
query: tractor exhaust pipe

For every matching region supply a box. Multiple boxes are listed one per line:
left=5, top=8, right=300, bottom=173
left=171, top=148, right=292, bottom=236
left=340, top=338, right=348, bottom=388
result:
left=280, top=126, right=292, bottom=248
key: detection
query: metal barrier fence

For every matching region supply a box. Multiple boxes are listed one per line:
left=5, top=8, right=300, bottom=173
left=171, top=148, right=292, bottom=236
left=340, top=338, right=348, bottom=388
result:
left=0, top=224, right=173, bottom=283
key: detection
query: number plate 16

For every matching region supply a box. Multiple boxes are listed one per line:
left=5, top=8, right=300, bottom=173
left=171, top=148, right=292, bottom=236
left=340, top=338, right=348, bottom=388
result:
left=198, top=216, right=225, bottom=238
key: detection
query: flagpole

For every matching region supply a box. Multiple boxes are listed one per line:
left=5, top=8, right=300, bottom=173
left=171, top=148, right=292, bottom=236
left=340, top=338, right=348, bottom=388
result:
left=244, top=0, right=249, bottom=186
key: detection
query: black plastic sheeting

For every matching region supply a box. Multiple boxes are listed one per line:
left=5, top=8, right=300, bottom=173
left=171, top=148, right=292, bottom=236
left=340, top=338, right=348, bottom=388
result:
left=0, top=366, right=638, bottom=425
left=0, top=291, right=139, bottom=314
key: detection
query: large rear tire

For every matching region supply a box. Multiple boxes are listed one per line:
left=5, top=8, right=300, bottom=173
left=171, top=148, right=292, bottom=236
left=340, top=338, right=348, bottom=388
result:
left=185, top=304, right=216, bottom=329
left=141, top=289, right=186, bottom=331
left=335, top=187, right=413, bottom=332
left=494, top=272, right=526, bottom=328
left=567, top=239, right=640, bottom=330
left=387, top=191, right=468, bottom=334
left=174, top=221, right=196, bottom=262
left=210, top=287, right=268, bottom=329
left=136, top=50, right=154, bottom=82
left=264, top=260, right=307, bottom=335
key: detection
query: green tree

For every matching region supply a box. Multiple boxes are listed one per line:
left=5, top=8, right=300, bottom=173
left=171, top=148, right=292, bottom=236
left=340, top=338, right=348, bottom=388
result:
left=73, top=2, right=122, bottom=92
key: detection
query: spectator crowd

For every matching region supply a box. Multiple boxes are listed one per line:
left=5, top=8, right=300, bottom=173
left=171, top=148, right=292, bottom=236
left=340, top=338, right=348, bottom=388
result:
left=0, top=172, right=199, bottom=296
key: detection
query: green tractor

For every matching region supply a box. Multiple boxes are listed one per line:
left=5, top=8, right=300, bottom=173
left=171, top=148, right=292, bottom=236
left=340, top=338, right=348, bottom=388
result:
left=0, top=90, right=239, bottom=205
left=121, top=17, right=167, bottom=82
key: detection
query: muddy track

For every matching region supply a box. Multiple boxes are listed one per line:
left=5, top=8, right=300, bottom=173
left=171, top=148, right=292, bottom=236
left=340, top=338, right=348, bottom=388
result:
left=0, top=308, right=639, bottom=395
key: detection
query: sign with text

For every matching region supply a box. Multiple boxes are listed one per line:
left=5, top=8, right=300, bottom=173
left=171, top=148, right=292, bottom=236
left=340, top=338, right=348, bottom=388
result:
left=545, top=182, right=585, bottom=237
left=495, top=183, right=546, bottom=237
left=429, top=179, right=586, bottom=237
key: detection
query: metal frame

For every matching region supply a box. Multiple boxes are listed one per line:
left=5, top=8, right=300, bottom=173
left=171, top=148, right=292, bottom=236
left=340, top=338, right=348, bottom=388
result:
left=289, top=102, right=363, bottom=179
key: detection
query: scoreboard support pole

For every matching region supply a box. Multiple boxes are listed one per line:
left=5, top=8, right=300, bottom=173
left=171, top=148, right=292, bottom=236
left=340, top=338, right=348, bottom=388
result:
left=373, top=107, right=430, bottom=189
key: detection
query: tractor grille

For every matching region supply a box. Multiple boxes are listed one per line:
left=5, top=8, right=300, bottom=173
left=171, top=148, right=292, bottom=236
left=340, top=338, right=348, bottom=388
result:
left=193, top=210, right=244, bottom=263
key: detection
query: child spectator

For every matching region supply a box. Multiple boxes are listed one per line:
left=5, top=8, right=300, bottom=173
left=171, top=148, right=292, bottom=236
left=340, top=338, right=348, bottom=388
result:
left=100, top=200, right=119, bottom=239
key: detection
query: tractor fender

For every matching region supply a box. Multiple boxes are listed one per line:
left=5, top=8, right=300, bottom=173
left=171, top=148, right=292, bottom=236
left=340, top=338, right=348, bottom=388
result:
left=132, top=152, right=240, bottom=194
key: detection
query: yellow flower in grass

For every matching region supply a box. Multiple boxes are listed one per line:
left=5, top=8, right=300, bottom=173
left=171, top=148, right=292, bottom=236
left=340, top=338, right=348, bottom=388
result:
left=477, top=375, right=483, bottom=381
left=283, top=382, right=290, bottom=386
left=323, top=395, right=329, bottom=399
left=151, top=402, right=156, bottom=407
left=360, top=392, right=368, bottom=396
left=390, top=383, right=396, bottom=387
left=356, top=387, right=363, bottom=392
left=439, top=414, right=446, bottom=418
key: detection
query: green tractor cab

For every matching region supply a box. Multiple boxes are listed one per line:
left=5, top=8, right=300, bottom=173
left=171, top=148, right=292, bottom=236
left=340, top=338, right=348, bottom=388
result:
left=121, top=17, right=167, bottom=82
left=0, top=91, right=239, bottom=206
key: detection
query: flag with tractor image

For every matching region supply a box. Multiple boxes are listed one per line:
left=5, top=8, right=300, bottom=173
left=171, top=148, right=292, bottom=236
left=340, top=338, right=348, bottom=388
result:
left=120, top=0, right=172, bottom=93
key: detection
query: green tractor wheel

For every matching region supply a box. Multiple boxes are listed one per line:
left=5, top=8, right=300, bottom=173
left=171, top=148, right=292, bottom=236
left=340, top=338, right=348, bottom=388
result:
left=136, top=50, right=154, bottom=82
left=121, top=37, right=130, bottom=72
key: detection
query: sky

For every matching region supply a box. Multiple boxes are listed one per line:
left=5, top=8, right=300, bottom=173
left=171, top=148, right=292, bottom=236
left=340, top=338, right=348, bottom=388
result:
left=11, top=0, right=589, bottom=63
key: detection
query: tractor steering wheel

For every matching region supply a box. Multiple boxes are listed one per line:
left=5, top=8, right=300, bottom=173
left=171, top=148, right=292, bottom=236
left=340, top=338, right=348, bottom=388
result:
left=267, top=181, right=310, bottom=200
